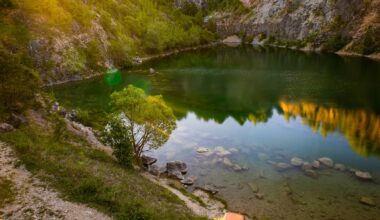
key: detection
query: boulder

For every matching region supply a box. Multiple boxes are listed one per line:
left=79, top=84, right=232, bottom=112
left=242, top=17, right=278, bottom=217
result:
left=276, top=163, right=291, bottom=171
left=334, top=163, right=346, bottom=171
left=355, top=171, right=373, bottom=180
left=222, top=35, right=242, bottom=45
left=290, top=157, right=304, bottom=167
left=311, top=160, right=320, bottom=169
left=318, top=157, right=334, bottom=167
left=0, top=123, right=14, bottom=132
left=8, top=113, right=27, bottom=128
left=304, top=169, right=319, bottom=179
left=360, top=197, right=376, bottom=206
left=141, top=155, right=157, bottom=166
left=167, top=160, right=188, bottom=180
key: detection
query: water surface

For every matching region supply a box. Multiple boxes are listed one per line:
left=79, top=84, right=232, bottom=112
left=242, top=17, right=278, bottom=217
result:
left=52, top=46, right=380, bottom=219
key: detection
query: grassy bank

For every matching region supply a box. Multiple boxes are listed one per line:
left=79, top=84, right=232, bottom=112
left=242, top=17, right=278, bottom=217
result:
left=0, top=111, right=206, bottom=220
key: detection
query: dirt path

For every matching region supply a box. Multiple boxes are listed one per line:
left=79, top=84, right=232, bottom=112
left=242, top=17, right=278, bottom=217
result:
left=0, top=141, right=111, bottom=220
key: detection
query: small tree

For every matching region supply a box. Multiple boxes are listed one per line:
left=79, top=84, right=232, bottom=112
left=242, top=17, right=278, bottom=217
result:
left=102, top=85, right=176, bottom=166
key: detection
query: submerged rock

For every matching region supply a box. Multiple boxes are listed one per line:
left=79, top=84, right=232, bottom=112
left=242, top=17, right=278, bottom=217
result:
left=223, top=158, right=233, bottom=167
left=141, top=155, right=157, bottom=166
left=304, top=169, right=319, bottom=179
left=355, top=171, right=373, bottom=180
left=276, top=163, right=291, bottom=171
left=149, top=68, right=155, bottom=74
left=334, top=163, right=346, bottom=171
left=311, top=160, right=320, bottom=169
left=168, top=170, right=184, bottom=180
left=0, top=123, right=14, bottom=132
left=302, top=162, right=313, bottom=171
left=196, top=147, right=210, bottom=153
left=248, top=183, right=259, bottom=193
left=258, top=153, right=268, bottom=161
left=229, top=148, right=239, bottom=153
left=290, top=157, right=304, bottom=167
left=196, top=184, right=219, bottom=194
left=232, top=164, right=243, bottom=171
left=215, top=146, right=231, bottom=157
left=360, top=197, right=376, bottom=206
left=255, top=193, right=264, bottom=200
left=318, top=157, right=334, bottom=167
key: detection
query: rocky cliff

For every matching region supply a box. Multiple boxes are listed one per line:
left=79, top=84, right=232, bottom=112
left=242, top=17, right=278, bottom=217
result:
left=208, top=0, right=380, bottom=56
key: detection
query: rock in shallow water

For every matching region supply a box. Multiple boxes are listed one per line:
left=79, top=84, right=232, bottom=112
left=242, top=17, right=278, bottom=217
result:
left=181, top=176, right=196, bottom=185
left=302, top=162, right=313, bottom=171
left=223, top=158, right=233, bottom=167
left=334, top=163, right=346, bottom=171
left=360, top=197, right=376, bottom=206
left=318, top=157, right=334, bottom=167
left=195, top=184, right=219, bottom=194
left=167, top=161, right=187, bottom=180
left=248, top=183, right=259, bottom=193
left=196, top=147, right=209, bottom=153
left=355, top=171, right=373, bottom=180
left=276, top=163, right=291, bottom=171
left=311, top=160, right=320, bottom=169
left=255, top=193, right=264, bottom=200
left=290, top=157, right=304, bottom=167
left=304, top=169, right=319, bottom=179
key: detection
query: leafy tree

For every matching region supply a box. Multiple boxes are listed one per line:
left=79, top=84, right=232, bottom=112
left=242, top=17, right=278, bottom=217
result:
left=102, top=85, right=176, bottom=166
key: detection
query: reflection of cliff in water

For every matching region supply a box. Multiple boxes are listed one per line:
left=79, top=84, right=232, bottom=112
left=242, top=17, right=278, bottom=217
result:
left=280, top=101, right=380, bottom=158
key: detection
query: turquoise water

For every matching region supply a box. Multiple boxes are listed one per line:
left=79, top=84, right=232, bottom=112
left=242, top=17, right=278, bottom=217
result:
left=52, top=46, right=380, bottom=219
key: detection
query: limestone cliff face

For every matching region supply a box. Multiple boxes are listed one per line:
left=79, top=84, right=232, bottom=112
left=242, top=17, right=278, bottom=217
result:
left=209, top=0, right=379, bottom=55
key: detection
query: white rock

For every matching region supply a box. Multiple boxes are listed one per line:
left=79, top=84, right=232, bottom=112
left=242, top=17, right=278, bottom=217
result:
left=319, top=157, right=334, bottom=167
left=196, top=147, right=209, bottom=153
left=223, top=158, right=233, bottom=167
left=276, top=163, right=291, bottom=171
left=215, top=146, right=231, bottom=157
left=222, top=35, right=242, bottom=45
left=290, top=157, right=304, bottom=167
left=355, top=171, right=373, bottom=180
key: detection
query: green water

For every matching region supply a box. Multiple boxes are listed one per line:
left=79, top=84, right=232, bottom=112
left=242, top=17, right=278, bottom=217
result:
left=52, top=46, right=380, bottom=219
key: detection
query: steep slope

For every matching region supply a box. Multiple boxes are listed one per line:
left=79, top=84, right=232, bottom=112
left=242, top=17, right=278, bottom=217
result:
left=0, top=0, right=214, bottom=84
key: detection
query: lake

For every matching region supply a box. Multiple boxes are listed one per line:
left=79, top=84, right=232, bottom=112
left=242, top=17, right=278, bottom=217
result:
left=51, top=46, right=380, bottom=219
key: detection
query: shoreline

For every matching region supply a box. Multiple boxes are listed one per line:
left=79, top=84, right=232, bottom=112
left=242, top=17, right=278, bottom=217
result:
left=43, top=41, right=379, bottom=88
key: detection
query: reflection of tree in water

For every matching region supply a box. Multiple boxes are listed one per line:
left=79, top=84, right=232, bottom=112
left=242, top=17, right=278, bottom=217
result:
left=280, top=101, right=380, bottom=158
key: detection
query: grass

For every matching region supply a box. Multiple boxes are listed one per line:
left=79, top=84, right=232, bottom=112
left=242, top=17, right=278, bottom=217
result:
left=0, top=112, right=207, bottom=220
left=0, top=177, right=15, bottom=209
